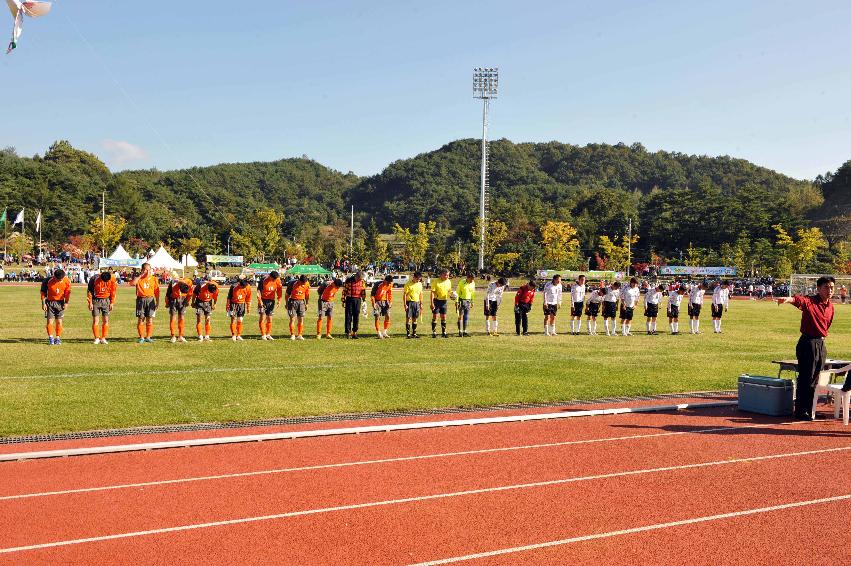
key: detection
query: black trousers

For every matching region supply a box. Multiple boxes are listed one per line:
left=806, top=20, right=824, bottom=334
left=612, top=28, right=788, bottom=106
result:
left=345, top=298, right=362, bottom=334
left=514, top=303, right=532, bottom=334
left=795, top=335, right=826, bottom=416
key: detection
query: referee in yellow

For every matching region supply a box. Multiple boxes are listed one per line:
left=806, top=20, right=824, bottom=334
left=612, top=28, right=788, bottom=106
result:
left=430, top=269, right=453, bottom=338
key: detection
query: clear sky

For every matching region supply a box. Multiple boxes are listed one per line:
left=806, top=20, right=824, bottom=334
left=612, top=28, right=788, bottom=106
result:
left=3, top=0, right=851, bottom=180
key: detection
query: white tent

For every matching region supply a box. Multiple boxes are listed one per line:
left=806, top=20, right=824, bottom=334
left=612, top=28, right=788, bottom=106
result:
left=147, top=245, right=183, bottom=270
left=108, top=244, right=132, bottom=261
left=181, top=254, right=199, bottom=268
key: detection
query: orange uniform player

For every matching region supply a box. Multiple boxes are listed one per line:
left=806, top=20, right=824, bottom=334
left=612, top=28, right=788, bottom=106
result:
left=166, top=272, right=195, bottom=343
left=133, top=263, right=161, bottom=343
left=316, top=278, right=343, bottom=338
left=257, top=271, right=283, bottom=340
left=193, top=278, right=219, bottom=341
left=371, top=275, right=394, bottom=338
left=40, top=268, right=71, bottom=345
left=286, top=275, right=311, bottom=340
left=226, top=275, right=252, bottom=340
left=87, top=271, right=118, bottom=344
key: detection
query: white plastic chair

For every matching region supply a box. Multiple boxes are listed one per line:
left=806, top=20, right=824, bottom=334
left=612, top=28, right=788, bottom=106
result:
left=812, top=364, right=851, bottom=425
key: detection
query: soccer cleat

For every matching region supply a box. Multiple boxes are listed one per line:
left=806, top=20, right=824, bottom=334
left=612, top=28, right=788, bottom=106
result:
left=442, top=333, right=448, bottom=338
left=48, top=336, right=55, bottom=345
left=205, top=335, right=212, bottom=341
left=325, top=334, right=333, bottom=339
left=199, top=336, right=205, bottom=342
left=179, top=336, right=187, bottom=343
left=171, top=336, right=177, bottom=344
left=145, top=337, right=153, bottom=343
left=296, top=335, right=305, bottom=341
left=139, top=338, right=146, bottom=344
left=236, top=336, right=244, bottom=341
left=54, top=338, right=62, bottom=345
left=290, top=335, right=296, bottom=341
left=551, top=331, right=558, bottom=336
left=432, top=333, right=437, bottom=338
left=231, top=335, right=238, bottom=342
left=260, top=335, right=267, bottom=341
left=412, top=333, right=420, bottom=339
left=267, top=335, right=275, bottom=341
left=491, top=332, right=499, bottom=337
left=317, top=334, right=322, bottom=340
left=101, top=339, right=108, bottom=345
left=94, top=338, right=101, bottom=345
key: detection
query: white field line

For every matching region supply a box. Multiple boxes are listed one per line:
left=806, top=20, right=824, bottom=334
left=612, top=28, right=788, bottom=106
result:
left=0, top=419, right=794, bottom=501
left=410, top=493, right=851, bottom=565
left=0, top=446, right=847, bottom=555
left=0, top=401, right=738, bottom=462
left=0, top=358, right=549, bottom=381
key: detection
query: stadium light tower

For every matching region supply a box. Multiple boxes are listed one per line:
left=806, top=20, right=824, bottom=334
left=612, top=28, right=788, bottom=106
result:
left=473, top=67, right=498, bottom=272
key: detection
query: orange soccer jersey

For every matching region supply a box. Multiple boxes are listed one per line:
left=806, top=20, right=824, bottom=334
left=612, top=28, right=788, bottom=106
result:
left=88, top=278, right=117, bottom=303
left=135, top=274, right=160, bottom=299
left=168, top=278, right=195, bottom=300
left=260, top=276, right=283, bottom=302
left=227, top=284, right=251, bottom=307
left=41, top=277, right=71, bottom=302
left=288, top=280, right=310, bottom=301
left=372, top=282, right=393, bottom=303
left=320, top=282, right=340, bottom=302
left=195, top=282, right=219, bottom=303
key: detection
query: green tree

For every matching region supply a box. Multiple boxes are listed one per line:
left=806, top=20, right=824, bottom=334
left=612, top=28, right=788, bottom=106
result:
left=230, top=208, right=285, bottom=261
left=392, top=221, right=435, bottom=269
left=177, top=237, right=202, bottom=257
left=773, top=224, right=828, bottom=272
left=540, top=220, right=580, bottom=268
left=598, top=233, right=639, bottom=271
left=88, top=215, right=127, bottom=255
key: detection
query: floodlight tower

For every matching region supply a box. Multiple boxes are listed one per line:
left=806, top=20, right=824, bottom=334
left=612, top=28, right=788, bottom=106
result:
left=473, top=67, right=498, bottom=272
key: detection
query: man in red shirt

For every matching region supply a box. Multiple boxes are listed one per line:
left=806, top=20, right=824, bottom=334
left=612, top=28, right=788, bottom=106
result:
left=777, top=276, right=835, bottom=419
left=514, top=278, right=537, bottom=336
left=342, top=271, right=367, bottom=339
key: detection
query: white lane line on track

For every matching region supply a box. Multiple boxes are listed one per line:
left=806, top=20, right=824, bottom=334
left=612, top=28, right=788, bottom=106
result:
left=0, top=420, right=811, bottom=501
left=0, top=445, right=848, bottom=554
left=0, top=358, right=546, bottom=381
left=409, top=493, right=851, bottom=565
left=0, top=401, right=739, bottom=462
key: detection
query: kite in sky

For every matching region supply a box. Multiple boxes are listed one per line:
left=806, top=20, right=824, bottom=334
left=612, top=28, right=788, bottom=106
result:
left=6, top=0, right=51, bottom=54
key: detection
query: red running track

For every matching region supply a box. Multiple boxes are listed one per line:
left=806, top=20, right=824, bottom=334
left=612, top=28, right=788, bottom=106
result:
left=0, top=404, right=848, bottom=565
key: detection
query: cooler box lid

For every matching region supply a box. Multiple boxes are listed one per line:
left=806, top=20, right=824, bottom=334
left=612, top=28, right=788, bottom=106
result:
left=739, top=375, right=793, bottom=388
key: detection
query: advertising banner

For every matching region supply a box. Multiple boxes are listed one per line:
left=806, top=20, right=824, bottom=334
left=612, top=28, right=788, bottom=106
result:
left=659, top=266, right=736, bottom=276
left=205, top=255, right=244, bottom=264
left=98, top=258, right=144, bottom=269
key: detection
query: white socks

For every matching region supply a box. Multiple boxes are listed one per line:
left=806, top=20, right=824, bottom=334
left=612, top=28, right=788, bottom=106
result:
left=604, top=319, right=611, bottom=335
left=486, top=320, right=491, bottom=333
left=713, top=319, right=721, bottom=332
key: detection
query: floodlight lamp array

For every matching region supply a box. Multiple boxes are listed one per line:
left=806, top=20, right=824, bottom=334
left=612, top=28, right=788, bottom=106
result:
left=473, top=67, right=499, bottom=98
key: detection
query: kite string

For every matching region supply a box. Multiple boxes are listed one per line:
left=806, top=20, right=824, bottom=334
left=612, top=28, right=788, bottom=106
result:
left=61, top=8, right=216, bottom=210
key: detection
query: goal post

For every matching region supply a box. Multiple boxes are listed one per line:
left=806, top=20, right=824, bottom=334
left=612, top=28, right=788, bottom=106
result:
left=789, top=273, right=851, bottom=298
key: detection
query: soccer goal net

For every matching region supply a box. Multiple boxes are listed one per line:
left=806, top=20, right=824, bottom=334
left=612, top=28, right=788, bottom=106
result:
left=789, top=274, right=851, bottom=299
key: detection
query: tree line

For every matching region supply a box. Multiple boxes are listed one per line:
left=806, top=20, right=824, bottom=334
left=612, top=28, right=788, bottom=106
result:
left=0, top=139, right=848, bottom=276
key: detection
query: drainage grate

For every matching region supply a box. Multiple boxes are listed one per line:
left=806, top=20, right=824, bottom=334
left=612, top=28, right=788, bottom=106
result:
left=0, top=390, right=736, bottom=445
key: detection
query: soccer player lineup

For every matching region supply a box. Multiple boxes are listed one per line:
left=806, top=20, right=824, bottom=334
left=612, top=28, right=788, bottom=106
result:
left=39, top=263, right=733, bottom=345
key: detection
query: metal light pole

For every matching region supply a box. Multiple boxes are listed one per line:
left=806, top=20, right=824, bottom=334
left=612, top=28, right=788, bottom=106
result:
left=473, top=67, right=498, bottom=272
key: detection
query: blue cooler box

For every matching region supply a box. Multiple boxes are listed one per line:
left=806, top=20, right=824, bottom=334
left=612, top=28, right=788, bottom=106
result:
left=738, top=375, right=794, bottom=416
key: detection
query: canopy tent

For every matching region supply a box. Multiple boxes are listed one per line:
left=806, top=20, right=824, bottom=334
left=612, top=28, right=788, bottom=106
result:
left=181, top=254, right=199, bottom=268
left=147, top=245, right=182, bottom=270
left=286, top=264, right=332, bottom=276
left=108, top=244, right=132, bottom=261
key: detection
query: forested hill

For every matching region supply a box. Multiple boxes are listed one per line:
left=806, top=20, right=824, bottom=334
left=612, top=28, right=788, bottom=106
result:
left=0, top=139, right=839, bottom=261
left=348, top=139, right=822, bottom=254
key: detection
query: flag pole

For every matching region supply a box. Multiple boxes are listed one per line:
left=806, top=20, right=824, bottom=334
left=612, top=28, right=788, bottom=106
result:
left=3, top=206, right=6, bottom=262
left=38, top=210, right=42, bottom=261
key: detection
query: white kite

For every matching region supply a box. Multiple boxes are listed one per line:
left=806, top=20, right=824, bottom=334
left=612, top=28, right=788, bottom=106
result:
left=6, top=0, right=51, bottom=54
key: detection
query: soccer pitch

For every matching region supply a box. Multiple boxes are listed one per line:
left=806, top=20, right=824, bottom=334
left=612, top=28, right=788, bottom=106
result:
left=1, top=285, right=848, bottom=437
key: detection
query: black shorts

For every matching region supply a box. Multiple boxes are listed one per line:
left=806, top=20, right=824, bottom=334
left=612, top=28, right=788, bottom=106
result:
left=602, top=301, right=617, bottom=318
left=458, top=299, right=472, bottom=315
left=571, top=302, right=584, bottom=317
left=484, top=300, right=499, bottom=317
left=644, top=303, right=659, bottom=318
left=373, top=300, right=391, bottom=317
left=406, top=301, right=421, bottom=319
left=689, top=303, right=702, bottom=317
left=317, top=300, right=334, bottom=318
left=169, top=297, right=189, bottom=316
left=45, top=300, right=66, bottom=320
left=543, top=304, right=559, bottom=316
left=620, top=306, right=634, bottom=321
left=711, top=304, right=724, bottom=318
left=195, top=301, right=213, bottom=316
left=287, top=299, right=307, bottom=318
left=91, top=298, right=111, bottom=317
left=229, top=303, right=247, bottom=318
left=135, top=297, right=157, bottom=318
left=260, top=299, right=277, bottom=316
left=668, top=305, right=680, bottom=319
left=432, top=299, right=448, bottom=315
left=585, top=302, right=600, bottom=317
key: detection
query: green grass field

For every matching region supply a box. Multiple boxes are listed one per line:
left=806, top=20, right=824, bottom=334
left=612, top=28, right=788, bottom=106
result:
left=0, top=284, right=848, bottom=437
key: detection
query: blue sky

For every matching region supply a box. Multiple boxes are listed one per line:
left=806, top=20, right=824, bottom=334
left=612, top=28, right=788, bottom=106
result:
left=3, top=0, right=851, bottom=180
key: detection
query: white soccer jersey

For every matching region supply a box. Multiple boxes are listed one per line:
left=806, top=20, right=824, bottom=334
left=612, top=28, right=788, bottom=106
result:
left=486, top=283, right=505, bottom=305
left=689, top=288, right=706, bottom=305
left=588, top=289, right=604, bottom=304
left=570, top=283, right=586, bottom=303
left=620, top=286, right=640, bottom=308
left=603, top=288, right=619, bottom=302
left=645, top=290, right=662, bottom=306
left=543, top=282, right=563, bottom=305
left=669, top=293, right=684, bottom=308
left=712, top=286, right=729, bottom=307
